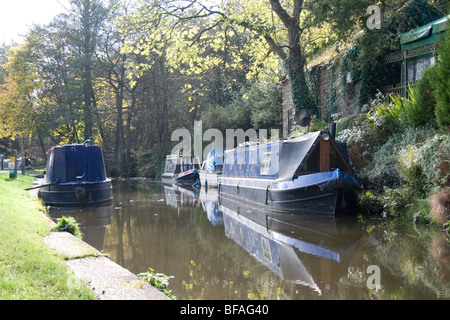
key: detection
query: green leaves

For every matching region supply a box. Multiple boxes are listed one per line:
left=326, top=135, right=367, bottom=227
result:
left=138, top=267, right=176, bottom=299
left=0, top=44, right=43, bottom=138
left=432, top=27, right=450, bottom=132
left=52, top=216, right=83, bottom=239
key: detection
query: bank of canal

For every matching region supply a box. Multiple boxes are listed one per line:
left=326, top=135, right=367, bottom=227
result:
left=0, top=173, right=168, bottom=300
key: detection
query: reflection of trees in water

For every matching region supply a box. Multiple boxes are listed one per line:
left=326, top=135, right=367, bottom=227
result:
left=346, top=223, right=450, bottom=299
left=104, top=181, right=290, bottom=300
left=103, top=180, right=449, bottom=300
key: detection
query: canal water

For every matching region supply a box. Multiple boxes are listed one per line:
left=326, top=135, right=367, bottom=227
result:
left=48, top=179, right=449, bottom=300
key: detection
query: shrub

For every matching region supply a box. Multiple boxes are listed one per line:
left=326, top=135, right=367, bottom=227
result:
left=428, top=189, right=450, bottom=226
left=397, top=145, right=426, bottom=194
left=366, top=91, right=401, bottom=143
left=392, top=133, right=450, bottom=193
left=405, top=68, right=437, bottom=127
left=336, top=114, right=366, bottom=135
left=414, top=133, right=450, bottom=188
left=358, top=191, right=384, bottom=215
left=368, top=77, right=436, bottom=130
left=364, top=126, right=436, bottom=190
left=409, top=197, right=432, bottom=225
left=395, top=85, right=416, bottom=127
left=381, top=188, right=413, bottom=219
left=290, top=115, right=327, bottom=137
left=134, top=150, right=166, bottom=178
left=52, top=216, right=82, bottom=239
left=432, top=27, right=450, bottom=132
left=138, top=268, right=176, bottom=299
left=246, top=79, right=283, bottom=129
left=337, top=124, right=375, bottom=171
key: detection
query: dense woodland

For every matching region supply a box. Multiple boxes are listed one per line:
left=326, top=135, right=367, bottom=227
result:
left=0, top=1, right=449, bottom=225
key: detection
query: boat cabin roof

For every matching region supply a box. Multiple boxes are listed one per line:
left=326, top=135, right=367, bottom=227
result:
left=45, top=143, right=107, bottom=183
left=165, top=155, right=200, bottom=163
left=164, top=155, right=201, bottom=174
left=223, top=131, right=353, bottom=180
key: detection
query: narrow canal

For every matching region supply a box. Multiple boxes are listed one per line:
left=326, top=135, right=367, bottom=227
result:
left=48, top=179, right=449, bottom=300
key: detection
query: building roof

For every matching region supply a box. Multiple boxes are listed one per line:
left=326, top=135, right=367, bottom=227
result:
left=401, top=14, right=449, bottom=49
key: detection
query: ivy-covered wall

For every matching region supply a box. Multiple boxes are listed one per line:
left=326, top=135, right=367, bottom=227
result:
left=300, top=0, right=445, bottom=124
left=306, top=52, right=362, bottom=123
left=282, top=50, right=371, bottom=131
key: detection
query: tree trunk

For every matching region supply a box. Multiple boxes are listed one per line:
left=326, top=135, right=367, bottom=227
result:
left=269, top=0, right=315, bottom=114
left=287, top=43, right=314, bottom=113
left=113, top=81, right=125, bottom=174
left=79, top=0, right=98, bottom=141
left=83, top=71, right=94, bottom=140
left=124, top=87, right=136, bottom=176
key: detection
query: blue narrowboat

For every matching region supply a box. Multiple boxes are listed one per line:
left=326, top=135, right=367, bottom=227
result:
left=219, top=131, right=361, bottom=215
left=39, top=141, right=113, bottom=206
left=162, top=155, right=200, bottom=186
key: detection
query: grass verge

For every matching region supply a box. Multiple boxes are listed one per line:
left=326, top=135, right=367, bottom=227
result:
left=0, top=173, right=95, bottom=300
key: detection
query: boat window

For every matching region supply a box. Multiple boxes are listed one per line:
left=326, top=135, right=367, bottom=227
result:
left=260, top=152, right=271, bottom=175
left=261, top=237, right=272, bottom=262
left=249, top=147, right=257, bottom=166
left=297, top=144, right=320, bottom=175
left=330, top=144, right=351, bottom=174
left=165, top=159, right=174, bottom=173
left=180, top=156, right=195, bottom=171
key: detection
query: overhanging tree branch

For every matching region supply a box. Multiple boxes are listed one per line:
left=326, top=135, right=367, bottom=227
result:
left=230, top=18, right=288, bottom=61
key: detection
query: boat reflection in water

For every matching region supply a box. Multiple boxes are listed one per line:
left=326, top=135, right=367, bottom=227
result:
left=164, top=184, right=199, bottom=209
left=199, top=187, right=223, bottom=226
left=215, top=197, right=363, bottom=296
left=164, top=184, right=225, bottom=226
left=47, top=205, right=113, bottom=252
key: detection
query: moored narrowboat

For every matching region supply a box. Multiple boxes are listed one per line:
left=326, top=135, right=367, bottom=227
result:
left=162, top=155, right=200, bottom=186
left=39, top=141, right=113, bottom=206
left=219, top=131, right=361, bottom=215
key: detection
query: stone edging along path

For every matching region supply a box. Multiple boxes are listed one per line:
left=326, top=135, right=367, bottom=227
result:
left=28, top=179, right=169, bottom=300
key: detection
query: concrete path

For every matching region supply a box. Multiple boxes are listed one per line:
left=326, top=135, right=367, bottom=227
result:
left=45, top=232, right=169, bottom=300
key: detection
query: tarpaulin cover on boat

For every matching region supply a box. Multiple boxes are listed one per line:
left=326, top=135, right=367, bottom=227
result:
left=278, top=132, right=321, bottom=180
left=45, top=144, right=107, bottom=184
left=278, top=132, right=352, bottom=180
left=205, top=148, right=226, bottom=173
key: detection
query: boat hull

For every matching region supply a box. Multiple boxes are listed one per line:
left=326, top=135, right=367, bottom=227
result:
left=162, top=170, right=199, bottom=186
left=219, top=170, right=360, bottom=215
left=199, top=171, right=221, bottom=188
left=39, top=180, right=113, bottom=207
